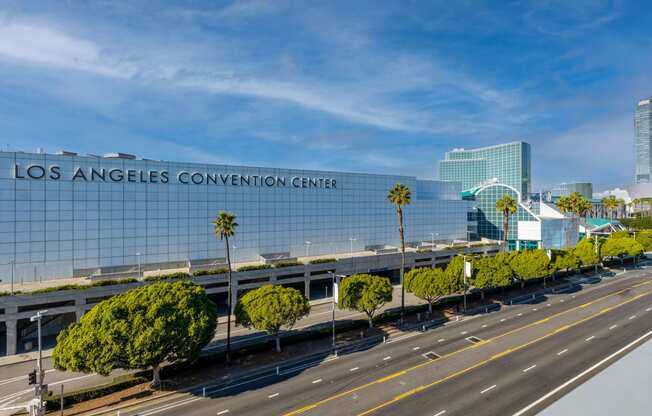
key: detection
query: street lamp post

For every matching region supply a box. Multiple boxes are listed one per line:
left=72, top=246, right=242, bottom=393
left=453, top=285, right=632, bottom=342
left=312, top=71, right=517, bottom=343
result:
left=328, top=272, right=345, bottom=353
left=30, top=310, right=48, bottom=416
left=430, top=232, right=435, bottom=249
left=305, top=241, right=312, bottom=257
left=349, top=238, right=356, bottom=256
left=136, top=253, right=142, bottom=279
left=10, top=259, right=15, bottom=296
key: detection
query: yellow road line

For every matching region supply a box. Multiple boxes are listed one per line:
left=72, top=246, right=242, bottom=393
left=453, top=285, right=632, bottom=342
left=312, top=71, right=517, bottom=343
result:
left=282, top=280, right=652, bottom=416
left=356, top=289, right=652, bottom=416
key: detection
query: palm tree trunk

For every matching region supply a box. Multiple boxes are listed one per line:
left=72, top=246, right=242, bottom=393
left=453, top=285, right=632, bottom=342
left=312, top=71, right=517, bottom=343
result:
left=397, top=207, right=406, bottom=326
left=225, top=235, right=233, bottom=366
left=502, top=211, right=509, bottom=251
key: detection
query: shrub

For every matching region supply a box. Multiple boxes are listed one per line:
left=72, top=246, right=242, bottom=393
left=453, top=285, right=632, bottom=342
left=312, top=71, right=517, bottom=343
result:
left=236, top=264, right=273, bottom=272
left=44, top=374, right=147, bottom=411
left=272, top=261, right=303, bottom=269
left=308, top=258, right=337, bottom=264
left=192, top=268, right=229, bottom=277
left=143, top=272, right=191, bottom=282
left=28, top=279, right=138, bottom=295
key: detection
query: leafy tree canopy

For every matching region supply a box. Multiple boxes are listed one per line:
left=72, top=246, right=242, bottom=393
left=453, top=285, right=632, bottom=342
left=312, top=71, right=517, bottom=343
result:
left=404, top=267, right=457, bottom=313
left=574, top=238, right=600, bottom=266
left=339, top=274, right=392, bottom=327
left=53, top=281, right=216, bottom=386
left=509, top=249, right=551, bottom=285
left=472, top=257, right=513, bottom=292
left=444, top=256, right=466, bottom=291
left=551, top=249, right=580, bottom=272
left=601, top=237, right=643, bottom=259
left=235, top=285, right=310, bottom=352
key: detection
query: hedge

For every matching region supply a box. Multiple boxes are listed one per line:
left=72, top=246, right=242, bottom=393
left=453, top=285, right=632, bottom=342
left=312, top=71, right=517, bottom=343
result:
left=236, top=264, right=273, bottom=272
left=309, top=258, right=337, bottom=264
left=143, top=272, right=191, bottom=282
left=192, top=268, right=229, bottom=277
left=272, top=261, right=303, bottom=268
left=44, top=374, right=148, bottom=411
left=26, top=279, right=139, bottom=295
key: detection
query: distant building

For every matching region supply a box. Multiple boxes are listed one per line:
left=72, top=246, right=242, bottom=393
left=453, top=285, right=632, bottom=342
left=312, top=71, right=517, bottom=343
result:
left=548, top=182, right=593, bottom=200
left=463, top=183, right=578, bottom=250
left=635, top=97, right=652, bottom=184
left=438, top=141, right=531, bottom=196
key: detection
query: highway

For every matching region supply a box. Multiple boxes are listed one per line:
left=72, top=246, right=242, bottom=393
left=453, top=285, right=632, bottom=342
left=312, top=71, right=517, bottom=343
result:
left=102, top=268, right=652, bottom=416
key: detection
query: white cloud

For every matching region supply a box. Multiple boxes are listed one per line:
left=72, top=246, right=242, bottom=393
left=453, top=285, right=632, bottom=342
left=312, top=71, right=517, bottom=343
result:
left=0, top=17, right=526, bottom=138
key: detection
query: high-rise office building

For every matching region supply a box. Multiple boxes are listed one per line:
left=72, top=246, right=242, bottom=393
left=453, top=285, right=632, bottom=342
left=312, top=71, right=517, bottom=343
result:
left=438, top=141, right=531, bottom=196
left=635, top=98, right=652, bottom=184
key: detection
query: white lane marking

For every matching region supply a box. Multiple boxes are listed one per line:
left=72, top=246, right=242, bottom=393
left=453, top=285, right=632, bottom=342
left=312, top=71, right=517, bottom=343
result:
left=413, top=346, right=420, bottom=351
left=500, top=319, right=506, bottom=322
left=546, top=304, right=551, bottom=307
left=512, top=329, right=652, bottom=416
left=0, top=369, right=55, bottom=387
left=560, top=299, right=565, bottom=303
left=217, top=410, right=230, bottom=415
left=433, top=411, right=446, bottom=416
left=137, top=397, right=203, bottom=416
left=480, top=384, right=497, bottom=394
left=268, top=393, right=279, bottom=399
left=461, top=331, right=468, bottom=335
left=532, top=308, right=538, bottom=311
left=481, top=324, right=487, bottom=328
left=523, top=365, right=537, bottom=373
left=438, top=338, right=445, bottom=343
left=585, top=336, right=595, bottom=342
left=646, top=307, right=652, bottom=312
left=350, top=367, right=359, bottom=372
left=629, top=315, right=637, bottom=320
left=312, top=379, right=322, bottom=384
left=609, top=325, right=618, bottom=330
left=383, top=356, right=392, bottom=361
left=572, top=295, right=576, bottom=298
left=557, top=349, right=568, bottom=356
left=517, top=313, right=523, bottom=317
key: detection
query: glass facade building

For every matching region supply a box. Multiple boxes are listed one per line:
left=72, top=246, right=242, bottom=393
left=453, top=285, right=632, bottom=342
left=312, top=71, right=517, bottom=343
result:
left=548, top=182, right=593, bottom=200
left=0, top=151, right=472, bottom=281
left=438, top=141, right=531, bottom=196
left=635, top=98, right=652, bottom=184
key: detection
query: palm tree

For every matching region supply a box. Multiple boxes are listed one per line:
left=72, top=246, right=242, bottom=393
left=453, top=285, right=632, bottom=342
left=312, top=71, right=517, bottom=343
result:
left=495, top=194, right=517, bottom=250
left=387, top=183, right=411, bottom=325
left=212, top=211, right=238, bottom=365
left=602, top=196, right=619, bottom=219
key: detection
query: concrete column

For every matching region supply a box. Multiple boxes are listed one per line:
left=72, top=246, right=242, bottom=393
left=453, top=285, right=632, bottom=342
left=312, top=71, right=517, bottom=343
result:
left=304, top=273, right=311, bottom=300
left=6, top=319, right=17, bottom=356
left=74, top=297, right=86, bottom=321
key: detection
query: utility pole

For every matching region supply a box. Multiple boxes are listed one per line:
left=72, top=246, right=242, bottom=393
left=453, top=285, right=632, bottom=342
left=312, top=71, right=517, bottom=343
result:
left=29, top=310, right=48, bottom=416
left=328, top=272, right=344, bottom=353
left=594, top=234, right=599, bottom=275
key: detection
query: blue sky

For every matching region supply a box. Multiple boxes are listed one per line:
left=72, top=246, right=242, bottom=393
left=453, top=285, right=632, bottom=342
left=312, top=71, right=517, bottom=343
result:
left=0, top=0, right=650, bottom=191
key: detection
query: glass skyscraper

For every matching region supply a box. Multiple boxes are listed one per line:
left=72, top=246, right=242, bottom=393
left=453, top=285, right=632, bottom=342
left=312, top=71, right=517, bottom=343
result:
left=635, top=98, right=652, bottom=184
left=438, top=141, right=531, bottom=195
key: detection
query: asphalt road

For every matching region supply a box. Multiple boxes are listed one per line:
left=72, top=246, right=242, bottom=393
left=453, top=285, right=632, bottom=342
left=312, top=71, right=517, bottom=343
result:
left=103, top=268, right=652, bottom=416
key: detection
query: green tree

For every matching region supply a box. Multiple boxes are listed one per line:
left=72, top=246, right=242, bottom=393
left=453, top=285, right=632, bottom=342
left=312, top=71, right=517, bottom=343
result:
left=551, top=249, right=580, bottom=276
left=556, top=192, right=593, bottom=217
left=444, top=256, right=466, bottom=293
left=602, top=196, right=620, bottom=219
left=635, top=231, right=652, bottom=251
left=574, top=237, right=600, bottom=267
left=472, top=257, right=513, bottom=299
left=509, top=249, right=551, bottom=289
left=404, top=267, right=454, bottom=314
left=601, top=237, right=643, bottom=265
left=338, top=274, right=393, bottom=328
left=235, top=285, right=310, bottom=352
left=212, top=211, right=238, bottom=365
left=495, top=194, right=518, bottom=250
left=53, top=281, right=216, bottom=387
left=387, top=182, right=411, bottom=324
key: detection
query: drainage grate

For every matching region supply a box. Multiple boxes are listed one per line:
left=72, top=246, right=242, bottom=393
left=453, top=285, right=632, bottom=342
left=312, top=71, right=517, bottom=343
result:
left=423, top=351, right=441, bottom=360
left=466, top=336, right=483, bottom=344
